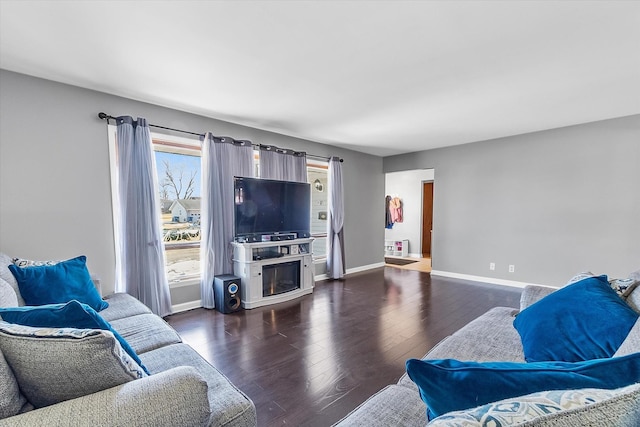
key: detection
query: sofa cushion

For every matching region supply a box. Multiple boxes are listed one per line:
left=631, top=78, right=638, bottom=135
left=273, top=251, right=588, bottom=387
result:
left=426, top=384, right=640, bottom=427
left=1, top=367, right=211, bottom=427
left=0, top=253, right=24, bottom=306
left=8, top=255, right=108, bottom=311
left=140, top=343, right=257, bottom=427
left=627, top=282, right=640, bottom=314
left=0, top=348, right=29, bottom=418
left=519, top=284, right=557, bottom=311
left=0, top=321, right=146, bottom=408
left=513, top=275, right=638, bottom=362
left=405, top=353, right=640, bottom=419
left=100, top=292, right=152, bottom=322
left=398, top=307, right=525, bottom=391
left=0, top=277, right=18, bottom=308
left=109, top=313, right=181, bottom=354
left=426, top=307, right=524, bottom=362
left=333, top=384, right=427, bottom=426
left=614, top=318, right=640, bottom=357
left=0, top=300, right=148, bottom=375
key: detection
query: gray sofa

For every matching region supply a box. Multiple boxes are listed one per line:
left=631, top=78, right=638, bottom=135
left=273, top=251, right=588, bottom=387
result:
left=335, top=283, right=640, bottom=426
left=0, top=254, right=256, bottom=427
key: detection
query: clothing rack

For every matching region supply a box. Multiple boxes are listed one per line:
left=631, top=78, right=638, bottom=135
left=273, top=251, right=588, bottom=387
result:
left=98, top=112, right=343, bottom=163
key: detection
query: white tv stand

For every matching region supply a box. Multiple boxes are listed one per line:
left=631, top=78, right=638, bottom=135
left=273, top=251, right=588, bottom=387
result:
left=232, top=238, right=315, bottom=309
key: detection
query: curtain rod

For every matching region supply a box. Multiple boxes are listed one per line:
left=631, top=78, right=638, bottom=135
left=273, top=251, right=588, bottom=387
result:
left=98, top=112, right=343, bottom=162
left=98, top=112, right=203, bottom=137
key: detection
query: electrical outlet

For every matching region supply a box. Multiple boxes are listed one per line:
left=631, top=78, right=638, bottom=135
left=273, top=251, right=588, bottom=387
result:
left=489, top=262, right=495, bottom=271
left=509, top=265, right=515, bottom=273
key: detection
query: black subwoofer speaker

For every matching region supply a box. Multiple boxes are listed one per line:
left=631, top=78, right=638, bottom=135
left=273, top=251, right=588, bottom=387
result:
left=213, top=274, right=242, bottom=314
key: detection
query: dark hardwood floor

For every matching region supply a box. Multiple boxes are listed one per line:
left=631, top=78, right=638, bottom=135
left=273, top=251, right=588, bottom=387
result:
left=166, top=267, right=522, bottom=427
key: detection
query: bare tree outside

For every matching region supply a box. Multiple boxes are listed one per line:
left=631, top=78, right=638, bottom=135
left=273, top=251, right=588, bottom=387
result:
left=160, top=159, right=197, bottom=200
left=159, top=180, right=170, bottom=200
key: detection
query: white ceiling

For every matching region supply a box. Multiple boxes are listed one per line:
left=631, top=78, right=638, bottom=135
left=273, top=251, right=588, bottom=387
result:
left=1, top=1, right=639, bottom=157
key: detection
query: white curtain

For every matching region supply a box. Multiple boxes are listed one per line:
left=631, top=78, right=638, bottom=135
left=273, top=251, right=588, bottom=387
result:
left=114, top=116, right=172, bottom=317
left=259, top=146, right=307, bottom=183
left=200, top=133, right=254, bottom=309
left=327, top=156, right=345, bottom=279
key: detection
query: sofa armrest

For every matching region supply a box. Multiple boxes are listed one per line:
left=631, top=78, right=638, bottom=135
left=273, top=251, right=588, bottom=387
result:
left=0, top=367, right=211, bottom=427
left=520, top=285, right=557, bottom=311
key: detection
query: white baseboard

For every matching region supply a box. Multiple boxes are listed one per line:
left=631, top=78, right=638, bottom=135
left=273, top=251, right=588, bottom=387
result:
left=430, top=270, right=553, bottom=289
left=171, top=300, right=202, bottom=314
left=408, top=253, right=423, bottom=258
left=315, top=262, right=385, bottom=282
left=347, top=262, right=385, bottom=274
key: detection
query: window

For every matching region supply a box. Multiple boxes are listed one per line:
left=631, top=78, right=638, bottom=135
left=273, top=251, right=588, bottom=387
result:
left=108, top=127, right=201, bottom=289
left=108, top=123, right=327, bottom=288
left=152, top=134, right=202, bottom=287
left=307, top=162, right=328, bottom=260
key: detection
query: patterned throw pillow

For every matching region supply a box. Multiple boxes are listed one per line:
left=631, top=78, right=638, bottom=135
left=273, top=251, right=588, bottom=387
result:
left=609, top=277, right=640, bottom=298
left=566, top=272, right=596, bottom=285
left=0, top=321, right=146, bottom=408
left=427, top=386, right=633, bottom=426
left=12, top=257, right=60, bottom=267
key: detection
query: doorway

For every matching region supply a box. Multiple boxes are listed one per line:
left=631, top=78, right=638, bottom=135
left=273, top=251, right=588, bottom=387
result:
left=384, top=169, right=434, bottom=273
left=421, top=182, right=433, bottom=257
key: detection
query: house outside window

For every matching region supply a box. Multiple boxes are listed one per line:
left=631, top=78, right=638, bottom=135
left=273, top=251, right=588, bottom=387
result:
left=153, top=134, right=201, bottom=288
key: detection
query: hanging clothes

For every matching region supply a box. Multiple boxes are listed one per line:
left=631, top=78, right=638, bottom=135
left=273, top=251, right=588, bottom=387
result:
left=385, top=195, right=393, bottom=229
left=389, top=197, right=403, bottom=223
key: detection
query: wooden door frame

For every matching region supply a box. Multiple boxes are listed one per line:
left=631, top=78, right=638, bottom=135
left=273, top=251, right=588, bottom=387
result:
left=421, top=181, right=434, bottom=258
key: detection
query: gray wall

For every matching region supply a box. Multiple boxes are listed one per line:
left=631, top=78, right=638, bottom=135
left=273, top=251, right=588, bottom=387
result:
left=0, top=70, right=384, bottom=298
left=384, top=115, right=640, bottom=286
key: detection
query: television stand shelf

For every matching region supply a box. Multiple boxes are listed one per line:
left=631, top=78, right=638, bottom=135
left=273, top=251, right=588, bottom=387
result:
left=232, top=238, right=315, bottom=309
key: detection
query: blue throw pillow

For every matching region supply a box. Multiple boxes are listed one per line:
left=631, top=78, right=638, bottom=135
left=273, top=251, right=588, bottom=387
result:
left=406, top=354, right=640, bottom=419
left=8, top=255, right=108, bottom=312
left=513, top=275, right=638, bottom=362
left=0, top=300, right=149, bottom=375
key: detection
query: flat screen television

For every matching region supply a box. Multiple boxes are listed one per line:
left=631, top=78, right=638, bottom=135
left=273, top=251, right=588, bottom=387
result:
left=234, top=177, right=311, bottom=239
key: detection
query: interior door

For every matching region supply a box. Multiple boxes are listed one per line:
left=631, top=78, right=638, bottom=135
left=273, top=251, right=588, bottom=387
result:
left=421, top=182, right=433, bottom=257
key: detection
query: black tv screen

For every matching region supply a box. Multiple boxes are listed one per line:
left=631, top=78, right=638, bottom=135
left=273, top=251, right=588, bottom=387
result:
left=234, top=177, right=311, bottom=238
